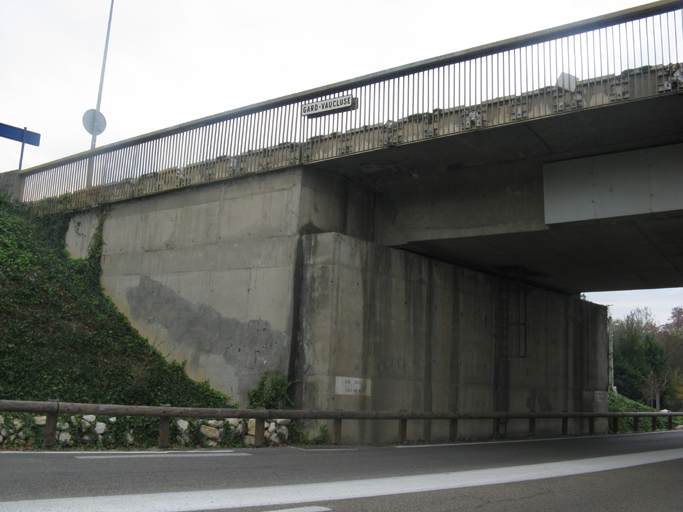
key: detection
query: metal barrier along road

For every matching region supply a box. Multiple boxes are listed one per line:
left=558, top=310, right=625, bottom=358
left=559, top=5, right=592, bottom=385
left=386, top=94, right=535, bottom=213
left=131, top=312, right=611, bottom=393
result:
left=17, top=1, right=683, bottom=213
left=1, top=399, right=682, bottom=449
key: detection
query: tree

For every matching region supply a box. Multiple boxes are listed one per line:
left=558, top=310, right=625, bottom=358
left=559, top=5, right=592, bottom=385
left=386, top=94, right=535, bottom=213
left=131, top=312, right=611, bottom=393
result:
left=656, top=307, right=683, bottom=409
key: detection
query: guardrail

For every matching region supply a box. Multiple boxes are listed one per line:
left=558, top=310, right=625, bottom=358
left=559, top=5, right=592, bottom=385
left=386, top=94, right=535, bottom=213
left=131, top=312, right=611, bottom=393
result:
left=1, top=399, right=681, bottom=449
left=18, top=1, right=683, bottom=213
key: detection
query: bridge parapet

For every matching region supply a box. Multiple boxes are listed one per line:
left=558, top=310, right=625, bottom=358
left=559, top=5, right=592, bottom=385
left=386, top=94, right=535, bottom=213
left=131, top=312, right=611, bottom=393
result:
left=20, top=1, right=683, bottom=214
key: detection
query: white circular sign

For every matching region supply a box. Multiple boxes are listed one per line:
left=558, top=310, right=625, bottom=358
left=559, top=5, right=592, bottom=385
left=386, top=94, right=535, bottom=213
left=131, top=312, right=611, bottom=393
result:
left=83, top=109, right=107, bottom=136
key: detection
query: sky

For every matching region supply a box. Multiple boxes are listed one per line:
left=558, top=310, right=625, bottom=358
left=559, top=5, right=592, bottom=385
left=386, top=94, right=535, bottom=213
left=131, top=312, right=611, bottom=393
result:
left=1, top=0, right=681, bottom=324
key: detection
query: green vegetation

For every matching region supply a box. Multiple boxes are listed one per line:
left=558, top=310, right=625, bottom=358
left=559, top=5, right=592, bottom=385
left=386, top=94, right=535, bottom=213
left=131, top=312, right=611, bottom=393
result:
left=612, top=308, right=683, bottom=411
left=0, top=195, right=229, bottom=408
left=246, top=372, right=329, bottom=445
left=247, top=372, right=296, bottom=410
left=608, top=391, right=682, bottom=433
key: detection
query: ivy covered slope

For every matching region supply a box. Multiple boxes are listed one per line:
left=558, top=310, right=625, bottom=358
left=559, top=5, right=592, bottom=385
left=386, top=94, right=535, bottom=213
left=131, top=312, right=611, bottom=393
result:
left=0, top=197, right=229, bottom=407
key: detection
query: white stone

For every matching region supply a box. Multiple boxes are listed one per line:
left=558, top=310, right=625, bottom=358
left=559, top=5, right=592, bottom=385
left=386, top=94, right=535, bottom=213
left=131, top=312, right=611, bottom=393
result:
left=276, top=419, right=291, bottom=426
left=200, top=425, right=220, bottom=440
left=70, top=416, right=77, bottom=425
left=278, top=425, right=289, bottom=440
left=268, top=422, right=277, bottom=433
left=94, top=422, right=106, bottom=435
left=9, top=435, right=17, bottom=442
left=207, top=420, right=224, bottom=428
left=82, top=435, right=91, bottom=442
left=247, top=419, right=256, bottom=435
left=57, top=422, right=70, bottom=431
left=0, top=416, right=4, bottom=424
left=17, top=432, right=26, bottom=440
left=270, top=432, right=280, bottom=444
left=0, top=435, right=3, bottom=444
left=58, top=432, right=71, bottom=443
left=125, top=432, right=135, bottom=445
left=0, top=428, right=7, bottom=437
left=108, top=417, right=117, bottom=423
left=243, top=435, right=255, bottom=446
left=81, top=421, right=91, bottom=432
left=207, top=440, right=218, bottom=447
left=676, top=425, right=683, bottom=430
left=12, top=419, right=23, bottom=430
left=82, top=415, right=96, bottom=422
left=264, top=430, right=271, bottom=440
left=177, top=419, right=189, bottom=431
left=33, top=416, right=47, bottom=426
left=227, top=418, right=240, bottom=428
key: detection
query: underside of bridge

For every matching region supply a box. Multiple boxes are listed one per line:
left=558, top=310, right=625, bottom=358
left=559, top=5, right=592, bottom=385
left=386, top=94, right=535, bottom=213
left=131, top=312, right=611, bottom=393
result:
left=313, top=93, right=683, bottom=294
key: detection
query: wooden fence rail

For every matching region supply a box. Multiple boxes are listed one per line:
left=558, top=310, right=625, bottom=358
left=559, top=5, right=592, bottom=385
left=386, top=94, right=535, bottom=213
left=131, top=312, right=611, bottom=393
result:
left=1, top=399, right=681, bottom=449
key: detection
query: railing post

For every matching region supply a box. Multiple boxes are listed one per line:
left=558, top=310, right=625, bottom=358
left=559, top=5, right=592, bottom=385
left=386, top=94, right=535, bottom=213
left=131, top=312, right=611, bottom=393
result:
left=667, top=415, right=673, bottom=431
left=398, top=419, right=407, bottom=443
left=43, top=399, right=59, bottom=450
left=449, top=419, right=458, bottom=442
left=588, top=417, right=594, bottom=435
left=254, top=410, right=265, bottom=447
left=612, top=417, right=619, bottom=434
left=492, top=418, right=500, bottom=440
left=158, top=405, right=171, bottom=449
left=652, top=416, right=658, bottom=432
left=633, top=416, right=639, bottom=433
left=528, top=416, right=536, bottom=438
left=333, top=409, right=342, bottom=445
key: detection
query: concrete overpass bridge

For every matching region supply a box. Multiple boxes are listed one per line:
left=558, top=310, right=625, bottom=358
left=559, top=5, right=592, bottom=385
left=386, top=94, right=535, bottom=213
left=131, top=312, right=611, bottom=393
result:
left=9, top=1, right=683, bottom=442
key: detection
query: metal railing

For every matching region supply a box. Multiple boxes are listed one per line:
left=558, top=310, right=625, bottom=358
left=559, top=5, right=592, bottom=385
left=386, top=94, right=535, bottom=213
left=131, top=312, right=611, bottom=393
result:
left=1, top=399, right=682, bottom=449
left=19, top=1, right=683, bottom=213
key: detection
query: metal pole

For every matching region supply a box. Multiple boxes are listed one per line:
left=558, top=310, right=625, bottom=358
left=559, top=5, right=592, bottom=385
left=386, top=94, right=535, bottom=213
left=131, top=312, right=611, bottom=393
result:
left=91, top=0, right=115, bottom=151
left=18, top=127, right=27, bottom=170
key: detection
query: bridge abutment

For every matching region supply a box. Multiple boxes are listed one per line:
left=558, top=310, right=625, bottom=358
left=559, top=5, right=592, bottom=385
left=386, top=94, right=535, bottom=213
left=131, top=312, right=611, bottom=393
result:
left=66, top=165, right=608, bottom=441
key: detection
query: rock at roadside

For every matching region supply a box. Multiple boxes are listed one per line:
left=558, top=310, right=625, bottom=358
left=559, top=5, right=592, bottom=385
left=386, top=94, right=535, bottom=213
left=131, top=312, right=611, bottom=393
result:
left=200, top=425, right=220, bottom=440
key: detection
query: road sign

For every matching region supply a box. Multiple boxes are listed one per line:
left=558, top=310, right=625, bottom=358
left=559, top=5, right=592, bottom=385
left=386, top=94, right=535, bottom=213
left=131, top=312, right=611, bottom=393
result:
left=0, top=123, right=41, bottom=146
left=83, top=109, right=107, bottom=136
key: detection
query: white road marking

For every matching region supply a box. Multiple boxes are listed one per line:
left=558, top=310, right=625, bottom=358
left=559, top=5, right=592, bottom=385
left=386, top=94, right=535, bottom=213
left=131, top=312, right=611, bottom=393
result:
left=1, top=448, right=682, bottom=512
left=266, top=508, right=331, bottom=512
left=395, top=429, right=683, bottom=448
left=75, top=452, right=250, bottom=459
left=290, top=447, right=359, bottom=452
left=0, top=449, right=240, bottom=455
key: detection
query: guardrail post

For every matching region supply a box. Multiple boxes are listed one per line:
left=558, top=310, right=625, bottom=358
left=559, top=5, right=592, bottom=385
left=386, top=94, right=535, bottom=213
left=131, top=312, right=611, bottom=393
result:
left=562, top=415, right=568, bottom=437
left=528, top=417, right=536, bottom=438
left=652, top=416, right=657, bottom=431
left=492, top=418, right=500, bottom=440
left=254, top=417, right=265, bottom=447
left=633, top=416, right=639, bottom=433
left=612, top=417, right=619, bottom=434
left=43, top=399, right=59, bottom=449
left=667, top=415, right=673, bottom=431
left=449, top=419, right=458, bottom=442
left=333, top=409, right=342, bottom=445
left=398, top=419, right=407, bottom=443
left=158, top=405, right=171, bottom=449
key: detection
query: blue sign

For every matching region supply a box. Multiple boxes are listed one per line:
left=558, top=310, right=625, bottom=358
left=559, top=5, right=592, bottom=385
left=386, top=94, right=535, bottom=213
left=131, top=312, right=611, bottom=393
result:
left=0, top=123, right=41, bottom=146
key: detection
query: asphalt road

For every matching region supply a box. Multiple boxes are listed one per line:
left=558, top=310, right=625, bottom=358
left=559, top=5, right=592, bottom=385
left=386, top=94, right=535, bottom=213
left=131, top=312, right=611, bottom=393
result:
left=1, top=431, right=682, bottom=511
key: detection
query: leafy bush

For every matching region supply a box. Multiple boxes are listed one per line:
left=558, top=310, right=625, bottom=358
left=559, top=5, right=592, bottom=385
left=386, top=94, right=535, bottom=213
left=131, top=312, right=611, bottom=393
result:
left=247, top=372, right=296, bottom=410
left=608, top=391, right=682, bottom=433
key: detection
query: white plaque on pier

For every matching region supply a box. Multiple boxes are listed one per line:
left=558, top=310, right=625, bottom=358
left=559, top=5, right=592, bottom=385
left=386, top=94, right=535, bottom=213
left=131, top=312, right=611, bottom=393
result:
left=335, top=376, right=371, bottom=396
